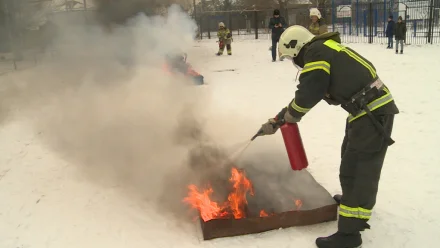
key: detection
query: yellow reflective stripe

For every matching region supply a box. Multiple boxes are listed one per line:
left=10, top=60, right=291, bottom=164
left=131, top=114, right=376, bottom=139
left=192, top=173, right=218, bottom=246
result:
left=323, top=40, right=376, bottom=78
left=290, top=99, right=311, bottom=113
left=339, top=204, right=372, bottom=220
left=348, top=91, right=394, bottom=122
left=301, top=61, right=330, bottom=74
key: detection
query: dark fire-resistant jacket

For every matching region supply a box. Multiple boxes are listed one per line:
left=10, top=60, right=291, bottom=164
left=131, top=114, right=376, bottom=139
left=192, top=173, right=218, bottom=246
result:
left=286, top=32, right=399, bottom=123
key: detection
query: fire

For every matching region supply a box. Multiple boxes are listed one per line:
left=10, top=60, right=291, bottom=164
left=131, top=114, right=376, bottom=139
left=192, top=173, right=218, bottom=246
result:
left=259, top=210, right=269, bottom=217
left=183, top=167, right=303, bottom=221
left=183, top=185, right=228, bottom=221
left=228, top=167, right=254, bottom=219
left=295, top=199, right=303, bottom=210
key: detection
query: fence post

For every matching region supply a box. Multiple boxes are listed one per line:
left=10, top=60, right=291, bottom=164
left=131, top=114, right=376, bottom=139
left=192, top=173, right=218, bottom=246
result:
left=3, top=0, right=17, bottom=70
left=364, top=10, right=367, bottom=36
left=375, top=9, right=378, bottom=36
left=349, top=20, right=352, bottom=35
left=383, top=0, right=386, bottom=35
left=369, top=2, right=373, bottom=43
left=404, top=7, right=407, bottom=43
left=229, top=13, right=232, bottom=32
left=427, top=0, right=434, bottom=43
left=332, top=0, right=335, bottom=31
left=356, top=0, right=359, bottom=36
left=413, top=20, right=416, bottom=37
left=343, top=18, right=346, bottom=35
left=254, top=10, right=258, bottom=39
left=208, top=16, right=211, bottom=39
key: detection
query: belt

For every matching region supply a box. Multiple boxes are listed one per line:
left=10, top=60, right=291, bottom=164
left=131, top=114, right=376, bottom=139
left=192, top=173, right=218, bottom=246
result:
left=344, top=78, right=395, bottom=145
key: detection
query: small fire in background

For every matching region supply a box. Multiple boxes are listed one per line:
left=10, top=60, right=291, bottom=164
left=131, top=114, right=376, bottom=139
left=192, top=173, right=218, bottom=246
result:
left=183, top=166, right=303, bottom=221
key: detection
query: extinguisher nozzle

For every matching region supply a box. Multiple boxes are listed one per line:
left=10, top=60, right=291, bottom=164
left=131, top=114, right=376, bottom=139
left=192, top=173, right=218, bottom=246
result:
left=251, top=129, right=263, bottom=141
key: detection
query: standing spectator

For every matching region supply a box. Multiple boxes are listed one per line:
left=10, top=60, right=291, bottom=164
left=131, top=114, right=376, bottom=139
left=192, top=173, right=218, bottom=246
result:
left=395, top=16, right=407, bottom=54
left=268, top=9, right=287, bottom=62
left=309, top=8, right=328, bottom=35
left=386, top=15, right=395, bottom=49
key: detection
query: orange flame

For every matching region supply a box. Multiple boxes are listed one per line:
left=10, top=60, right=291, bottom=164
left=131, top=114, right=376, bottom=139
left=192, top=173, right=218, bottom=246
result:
left=183, top=167, right=303, bottom=221
left=183, top=185, right=228, bottom=221
left=228, top=167, right=254, bottom=219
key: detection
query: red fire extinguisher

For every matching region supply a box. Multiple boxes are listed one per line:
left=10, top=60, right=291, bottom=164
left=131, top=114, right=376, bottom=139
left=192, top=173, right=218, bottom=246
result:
left=280, top=123, right=308, bottom=171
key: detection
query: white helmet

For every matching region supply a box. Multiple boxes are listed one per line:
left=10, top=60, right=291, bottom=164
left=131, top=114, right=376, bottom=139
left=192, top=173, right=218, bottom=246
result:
left=219, top=22, right=225, bottom=28
left=278, top=25, right=315, bottom=60
left=310, top=8, right=322, bottom=19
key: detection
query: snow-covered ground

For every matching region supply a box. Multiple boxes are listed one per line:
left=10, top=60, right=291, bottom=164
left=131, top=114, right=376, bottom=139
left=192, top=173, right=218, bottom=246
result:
left=1, top=39, right=440, bottom=248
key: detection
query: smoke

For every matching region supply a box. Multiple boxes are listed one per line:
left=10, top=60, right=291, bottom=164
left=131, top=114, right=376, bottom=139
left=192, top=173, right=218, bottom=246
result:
left=0, top=3, right=273, bottom=224
left=1, top=4, right=218, bottom=216
left=0, top=3, right=335, bottom=229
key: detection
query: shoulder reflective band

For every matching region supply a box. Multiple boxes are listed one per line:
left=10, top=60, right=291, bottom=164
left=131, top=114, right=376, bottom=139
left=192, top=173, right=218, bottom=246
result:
left=323, top=40, right=377, bottom=78
left=339, top=204, right=372, bottom=220
left=348, top=88, right=393, bottom=122
left=290, top=99, right=311, bottom=114
left=301, top=61, right=330, bottom=75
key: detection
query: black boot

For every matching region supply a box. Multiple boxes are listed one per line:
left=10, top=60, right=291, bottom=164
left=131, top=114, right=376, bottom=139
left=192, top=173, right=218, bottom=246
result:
left=333, top=194, right=342, bottom=205
left=316, top=232, right=362, bottom=248
left=395, top=50, right=398, bottom=54
left=400, top=50, right=403, bottom=54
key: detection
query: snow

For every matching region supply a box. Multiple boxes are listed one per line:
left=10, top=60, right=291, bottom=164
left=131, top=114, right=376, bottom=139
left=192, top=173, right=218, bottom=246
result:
left=1, top=39, right=440, bottom=248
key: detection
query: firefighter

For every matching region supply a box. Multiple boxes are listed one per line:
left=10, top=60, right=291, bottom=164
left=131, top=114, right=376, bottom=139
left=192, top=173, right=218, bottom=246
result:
left=309, top=8, right=328, bottom=35
left=216, top=22, right=232, bottom=56
left=256, top=25, right=399, bottom=248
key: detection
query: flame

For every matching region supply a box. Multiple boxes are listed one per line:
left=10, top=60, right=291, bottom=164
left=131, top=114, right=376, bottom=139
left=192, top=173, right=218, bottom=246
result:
left=183, top=167, right=254, bottom=221
left=228, top=167, right=254, bottom=219
left=259, top=210, right=269, bottom=217
left=295, top=199, right=303, bottom=210
left=182, top=185, right=228, bottom=221
left=183, top=167, right=303, bottom=221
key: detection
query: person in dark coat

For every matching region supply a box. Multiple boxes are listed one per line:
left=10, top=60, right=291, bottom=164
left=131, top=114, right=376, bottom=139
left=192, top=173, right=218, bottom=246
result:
left=386, top=15, right=395, bottom=49
left=268, top=9, right=287, bottom=62
left=395, top=16, right=407, bottom=54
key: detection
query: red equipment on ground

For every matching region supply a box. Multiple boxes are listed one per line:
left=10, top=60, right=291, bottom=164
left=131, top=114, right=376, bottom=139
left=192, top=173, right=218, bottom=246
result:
left=280, top=123, right=309, bottom=171
left=163, top=52, right=204, bottom=85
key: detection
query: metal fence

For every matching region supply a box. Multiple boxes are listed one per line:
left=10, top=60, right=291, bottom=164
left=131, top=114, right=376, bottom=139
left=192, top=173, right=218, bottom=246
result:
left=196, top=0, right=440, bottom=45
left=0, top=0, right=94, bottom=74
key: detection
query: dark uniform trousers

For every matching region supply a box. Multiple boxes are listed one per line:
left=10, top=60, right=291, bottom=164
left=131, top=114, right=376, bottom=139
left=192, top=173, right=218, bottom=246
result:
left=338, top=114, right=395, bottom=233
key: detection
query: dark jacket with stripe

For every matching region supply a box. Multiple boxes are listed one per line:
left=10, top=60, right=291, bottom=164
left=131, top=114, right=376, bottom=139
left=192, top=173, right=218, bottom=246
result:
left=284, top=32, right=399, bottom=122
